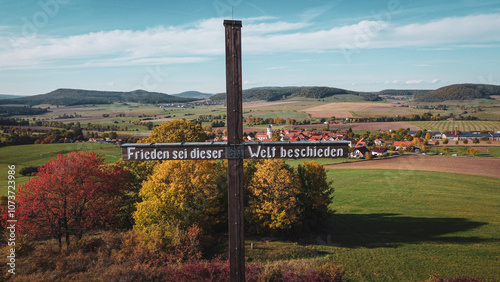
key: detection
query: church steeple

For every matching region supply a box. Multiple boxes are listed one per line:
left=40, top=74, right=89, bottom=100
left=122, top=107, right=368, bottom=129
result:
left=267, top=124, right=273, bottom=139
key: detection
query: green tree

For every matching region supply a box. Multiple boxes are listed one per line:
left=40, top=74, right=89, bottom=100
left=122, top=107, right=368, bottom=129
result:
left=296, top=161, right=334, bottom=231
left=442, top=147, right=450, bottom=155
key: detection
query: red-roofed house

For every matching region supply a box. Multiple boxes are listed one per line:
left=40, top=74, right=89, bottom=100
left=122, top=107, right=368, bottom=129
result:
left=255, top=133, right=268, bottom=141
left=371, top=147, right=387, bottom=156
left=355, top=138, right=368, bottom=148
left=393, top=141, right=411, bottom=150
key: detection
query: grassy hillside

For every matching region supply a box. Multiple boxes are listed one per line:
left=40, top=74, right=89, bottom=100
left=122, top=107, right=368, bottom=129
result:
left=0, top=143, right=121, bottom=194
left=0, top=88, right=197, bottom=106
left=216, top=169, right=500, bottom=281
left=321, top=169, right=500, bottom=281
left=414, top=84, right=500, bottom=102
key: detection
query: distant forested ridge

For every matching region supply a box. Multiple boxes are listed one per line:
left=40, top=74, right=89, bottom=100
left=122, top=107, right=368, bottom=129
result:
left=376, top=89, right=431, bottom=96
left=0, top=94, right=22, bottom=100
left=172, top=91, right=213, bottom=99
left=414, top=84, right=500, bottom=102
left=210, top=86, right=380, bottom=101
left=0, top=89, right=197, bottom=106
left=0, top=106, right=48, bottom=117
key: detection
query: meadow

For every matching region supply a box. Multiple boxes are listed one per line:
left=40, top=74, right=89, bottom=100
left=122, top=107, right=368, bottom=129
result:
left=0, top=143, right=121, bottom=194
left=243, top=169, right=500, bottom=281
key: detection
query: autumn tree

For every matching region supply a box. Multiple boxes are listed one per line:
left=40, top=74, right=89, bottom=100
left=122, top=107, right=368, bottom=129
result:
left=246, top=159, right=301, bottom=234
left=116, top=120, right=207, bottom=228
left=442, top=147, right=450, bottom=155
left=421, top=145, right=429, bottom=153
left=134, top=160, right=226, bottom=246
left=17, top=151, right=131, bottom=249
left=140, top=120, right=206, bottom=143
left=467, top=147, right=479, bottom=157
left=296, top=161, right=334, bottom=231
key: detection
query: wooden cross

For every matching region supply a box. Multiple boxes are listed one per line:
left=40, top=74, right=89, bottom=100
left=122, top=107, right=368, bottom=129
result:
left=121, top=20, right=348, bottom=282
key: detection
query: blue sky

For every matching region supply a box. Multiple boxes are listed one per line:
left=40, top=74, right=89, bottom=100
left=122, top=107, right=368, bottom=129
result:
left=1, top=0, right=499, bottom=95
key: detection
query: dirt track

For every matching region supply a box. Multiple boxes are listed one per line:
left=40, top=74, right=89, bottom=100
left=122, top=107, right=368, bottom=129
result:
left=325, top=155, right=500, bottom=178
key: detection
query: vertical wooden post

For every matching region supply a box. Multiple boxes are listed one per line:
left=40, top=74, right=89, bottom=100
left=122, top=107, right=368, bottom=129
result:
left=224, top=20, right=245, bottom=282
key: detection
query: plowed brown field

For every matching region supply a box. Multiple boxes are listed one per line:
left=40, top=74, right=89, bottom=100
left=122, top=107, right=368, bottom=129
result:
left=325, top=155, right=500, bottom=178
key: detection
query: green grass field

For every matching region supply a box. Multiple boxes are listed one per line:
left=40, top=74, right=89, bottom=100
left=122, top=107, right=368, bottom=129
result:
left=243, top=169, right=500, bottom=281
left=0, top=143, right=121, bottom=195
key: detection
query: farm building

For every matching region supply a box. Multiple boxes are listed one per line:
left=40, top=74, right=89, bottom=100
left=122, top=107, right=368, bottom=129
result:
left=350, top=147, right=370, bottom=158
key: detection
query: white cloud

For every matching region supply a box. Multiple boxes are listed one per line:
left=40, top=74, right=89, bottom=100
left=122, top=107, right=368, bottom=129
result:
left=243, top=80, right=258, bottom=86
left=430, top=79, right=440, bottom=84
left=1, top=13, right=500, bottom=70
left=406, top=80, right=424, bottom=85
left=387, top=13, right=500, bottom=47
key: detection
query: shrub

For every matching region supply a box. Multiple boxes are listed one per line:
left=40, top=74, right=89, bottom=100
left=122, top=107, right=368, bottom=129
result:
left=19, top=165, right=39, bottom=176
left=463, top=139, right=469, bottom=144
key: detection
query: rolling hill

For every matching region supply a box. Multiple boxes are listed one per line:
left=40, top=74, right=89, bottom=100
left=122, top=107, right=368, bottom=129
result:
left=210, top=86, right=370, bottom=101
left=0, top=94, right=22, bottom=100
left=414, top=84, right=500, bottom=102
left=0, top=89, right=198, bottom=106
left=172, top=91, right=213, bottom=99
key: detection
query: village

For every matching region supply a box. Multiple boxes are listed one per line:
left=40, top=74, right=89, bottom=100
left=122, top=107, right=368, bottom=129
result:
left=202, top=124, right=500, bottom=159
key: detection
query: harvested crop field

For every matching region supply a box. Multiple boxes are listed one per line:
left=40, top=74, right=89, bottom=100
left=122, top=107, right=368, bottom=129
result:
left=283, top=122, right=419, bottom=131
left=244, top=101, right=298, bottom=108
left=325, top=155, right=500, bottom=178
left=303, top=102, right=395, bottom=118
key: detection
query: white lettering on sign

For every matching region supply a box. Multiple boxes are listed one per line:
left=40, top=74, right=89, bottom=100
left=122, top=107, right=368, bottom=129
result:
left=250, top=146, right=343, bottom=159
left=126, top=147, right=225, bottom=161
left=247, top=145, right=277, bottom=158
left=124, top=145, right=345, bottom=161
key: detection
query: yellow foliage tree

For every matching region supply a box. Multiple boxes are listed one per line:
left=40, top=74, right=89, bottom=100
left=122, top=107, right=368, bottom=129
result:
left=140, top=120, right=206, bottom=143
left=246, top=159, right=301, bottom=233
left=134, top=160, right=225, bottom=243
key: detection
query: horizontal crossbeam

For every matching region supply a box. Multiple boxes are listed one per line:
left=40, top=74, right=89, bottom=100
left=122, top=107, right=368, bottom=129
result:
left=121, top=141, right=349, bottom=161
